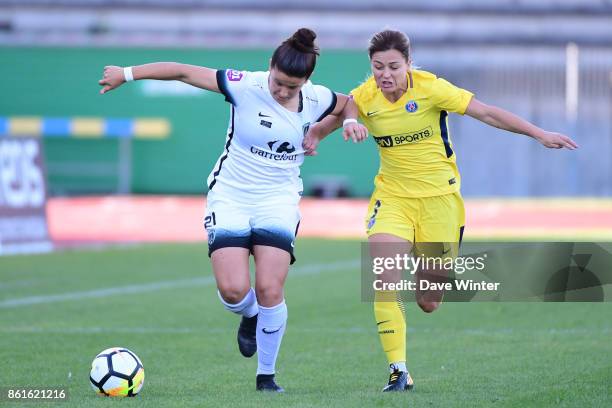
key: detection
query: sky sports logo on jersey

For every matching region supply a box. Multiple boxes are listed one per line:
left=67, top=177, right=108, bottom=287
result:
left=250, top=140, right=298, bottom=162
left=373, top=126, right=433, bottom=148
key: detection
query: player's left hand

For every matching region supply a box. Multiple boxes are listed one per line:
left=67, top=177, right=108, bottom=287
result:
left=536, top=131, right=578, bottom=150
left=342, top=122, right=368, bottom=143
left=303, top=126, right=321, bottom=156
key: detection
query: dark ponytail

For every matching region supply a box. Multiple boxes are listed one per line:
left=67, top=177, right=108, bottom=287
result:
left=271, top=28, right=319, bottom=79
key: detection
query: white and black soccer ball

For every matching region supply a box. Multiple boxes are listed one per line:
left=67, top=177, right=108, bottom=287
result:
left=89, top=347, right=145, bottom=397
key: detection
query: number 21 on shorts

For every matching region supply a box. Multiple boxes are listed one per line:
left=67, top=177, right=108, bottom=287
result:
left=204, top=212, right=216, bottom=229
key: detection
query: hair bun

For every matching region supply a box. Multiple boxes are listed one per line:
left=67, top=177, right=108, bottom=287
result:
left=289, top=28, right=319, bottom=54
left=271, top=28, right=320, bottom=78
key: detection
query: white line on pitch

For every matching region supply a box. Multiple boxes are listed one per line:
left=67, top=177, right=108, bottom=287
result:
left=1, top=325, right=609, bottom=335
left=0, top=259, right=360, bottom=309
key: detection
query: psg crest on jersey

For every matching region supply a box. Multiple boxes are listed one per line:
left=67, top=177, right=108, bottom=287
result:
left=405, top=100, right=418, bottom=113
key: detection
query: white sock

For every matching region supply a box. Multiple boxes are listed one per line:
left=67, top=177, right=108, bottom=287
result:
left=256, top=300, right=287, bottom=375
left=217, top=288, right=259, bottom=318
left=390, top=362, right=407, bottom=373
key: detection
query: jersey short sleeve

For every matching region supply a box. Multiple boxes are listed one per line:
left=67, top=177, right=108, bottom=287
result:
left=311, top=84, right=337, bottom=122
left=215, top=69, right=251, bottom=106
left=349, top=80, right=371, bottom=121
left=429, top=77, right=474, bottom=115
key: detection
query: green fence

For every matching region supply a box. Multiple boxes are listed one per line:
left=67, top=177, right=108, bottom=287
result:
left=0, top=47, right=379, bottom=196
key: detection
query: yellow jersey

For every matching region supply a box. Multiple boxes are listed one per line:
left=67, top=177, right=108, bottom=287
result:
left=351, top=70, right=473, bottom=198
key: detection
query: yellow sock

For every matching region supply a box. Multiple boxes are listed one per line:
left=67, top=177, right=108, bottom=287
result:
left=374, top=290, right=406, bottom=364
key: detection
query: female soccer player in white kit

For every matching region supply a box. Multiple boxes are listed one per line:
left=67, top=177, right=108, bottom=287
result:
left=98, top=28, right=363, bottom=392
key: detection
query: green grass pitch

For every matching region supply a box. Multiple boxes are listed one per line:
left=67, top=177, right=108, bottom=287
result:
left=1, top=240, right=610, bottom=407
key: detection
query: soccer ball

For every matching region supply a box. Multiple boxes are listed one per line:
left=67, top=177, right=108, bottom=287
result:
left=89, top=347, right=145, bottom=397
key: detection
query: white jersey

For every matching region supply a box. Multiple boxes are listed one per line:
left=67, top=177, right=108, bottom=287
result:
left=207, top=69, right=337, bottom=203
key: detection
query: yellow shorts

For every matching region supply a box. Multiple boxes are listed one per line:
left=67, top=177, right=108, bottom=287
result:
left=365, top=191, right=465, bottom=245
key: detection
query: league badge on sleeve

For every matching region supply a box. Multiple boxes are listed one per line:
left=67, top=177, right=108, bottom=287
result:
left=226, top=69, right=244, bottom=82
left=405, top=100, right=418, bottom=113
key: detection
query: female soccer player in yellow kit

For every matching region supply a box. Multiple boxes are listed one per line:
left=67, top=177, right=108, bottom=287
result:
left=304, top=29, right=578, bottom=392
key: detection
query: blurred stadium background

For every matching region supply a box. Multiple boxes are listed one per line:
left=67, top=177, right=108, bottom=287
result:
left=1, top=2, right=612, bottom=407
left=2, top=0, right=612, bottom=192
left=2, top=0, right=612, bottom=250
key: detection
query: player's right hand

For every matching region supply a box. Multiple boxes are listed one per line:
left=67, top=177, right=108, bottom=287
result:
left=342, top=122, right=368, bottom=143
left=98, top=66, right=125, bottom=94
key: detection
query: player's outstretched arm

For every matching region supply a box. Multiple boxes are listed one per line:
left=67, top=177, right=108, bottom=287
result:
left=303, top=95, right=367, bottom=156
left=99, top=63, right=220, bottom=95
left=465, top=98, right=578, bottom=150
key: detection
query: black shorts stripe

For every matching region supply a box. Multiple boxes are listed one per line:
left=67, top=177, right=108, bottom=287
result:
left=216, top=69, right=236, bottom=105
left=208, top=106, right=235, bottom=190
left=315, top=91, right=338, bottom=123
left=439, top=110, right=454, bottom=158
left=208, top=235, right=251, bottom=257
left=251, top=229, right=297, bottom=265
left=459, top=225, right=465, bottom=247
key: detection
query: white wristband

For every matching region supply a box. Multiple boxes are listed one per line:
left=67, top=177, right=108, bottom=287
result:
left=123, top=66, right=134, bottom=82
left=343, top=118, right=358, bottom=128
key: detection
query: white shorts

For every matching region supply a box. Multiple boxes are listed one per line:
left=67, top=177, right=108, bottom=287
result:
left=204, top=191, right=301, bottom=264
